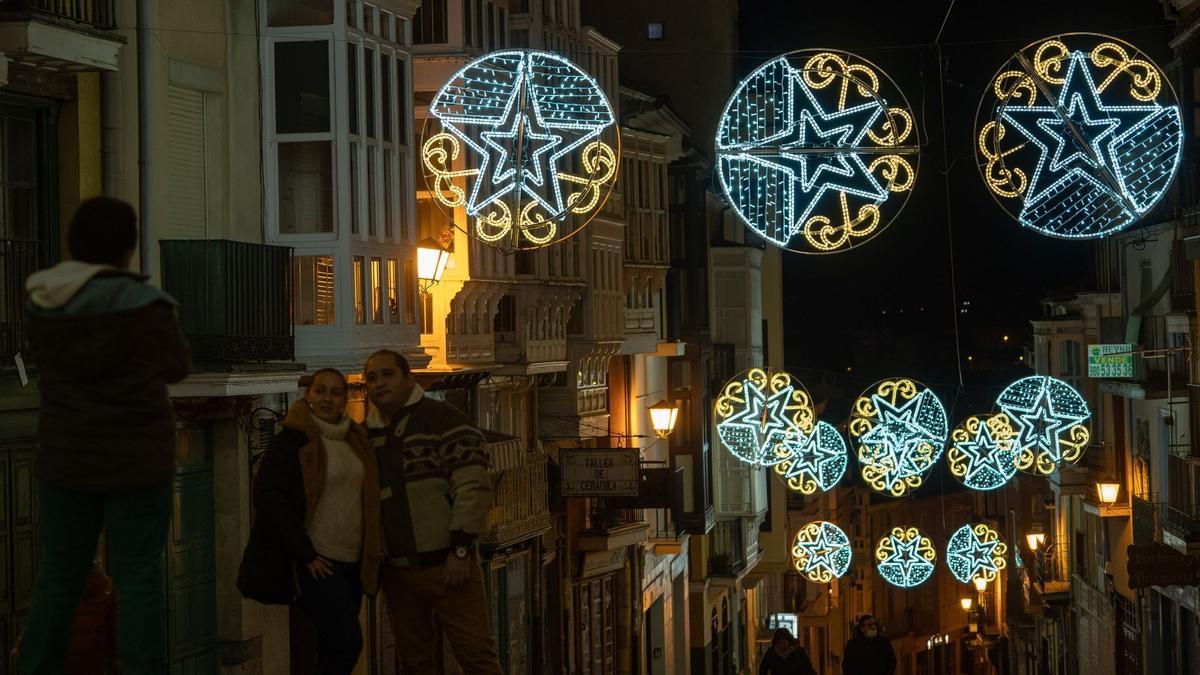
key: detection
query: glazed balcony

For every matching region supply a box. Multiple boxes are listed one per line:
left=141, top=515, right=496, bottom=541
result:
left=0, top=239, right=36, bottom=369
left=160, top=240, right=294, bottom=365
left=480, top=433, right=552, bottom=548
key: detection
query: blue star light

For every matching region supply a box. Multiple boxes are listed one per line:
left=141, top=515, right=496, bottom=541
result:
left=850, top=379, right=948, bottom=497
left=875, top=527, right=936, bottom=588
left=946, top=524, right=1008, bottom=585
left=716, top=369, right=815, bottom=467
left=948, top=414, right=1019, bottom=491
left=996, top=375, right=1091, bottom=476
left=715, top=52, right=918, bottom=253
left=775, top=420, right=848, bottom=494
left=792, top=521, right=852, bottom=583
left=476, top=88, right=564, bottom=214
left=980, top=36, right=1183, bottom=239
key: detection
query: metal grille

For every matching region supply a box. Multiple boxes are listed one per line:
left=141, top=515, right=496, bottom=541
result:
left=0, top=240, right=36, bottom=367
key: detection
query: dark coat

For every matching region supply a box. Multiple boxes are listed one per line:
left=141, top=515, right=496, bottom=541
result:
left=842, top=632, right=897, bottom=675
left=760, top=646, right=817, bottom=675
left=237, top=400, right=381, bottom=605
left=27, top=269, right=190, bottom=491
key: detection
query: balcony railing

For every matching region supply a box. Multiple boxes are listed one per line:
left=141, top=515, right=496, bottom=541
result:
left=0, top=239, right=37, bottom=368
left=1170, top=240, right=1195, bottom=313
left=160, top=240, right=294, bottom=364
left=709, top=518, right=746, bottom=576
left=2, top=0, right=117, bottom=30
left=583, top=498, right=643, bottom=532
left=1164, top=504, right=1200, bottom=541
left=481, top=435, right=551, bottom=547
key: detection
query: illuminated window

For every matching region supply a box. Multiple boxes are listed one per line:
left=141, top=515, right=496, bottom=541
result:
left=403, top=259, right=416, bottom=324
left=370, top=257, right=383, bottom=324
left=291, top=255, right=336, bottom=325
left=387, top=258, right=400, bottom=323
left=647, top=21, right=663, bottom=40
left=353, top=256, right=365, bottom=324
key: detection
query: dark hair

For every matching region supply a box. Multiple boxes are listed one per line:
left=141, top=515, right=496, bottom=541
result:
left=306, top=368, right=347, bottom=391
left=771, top=627, right=794, bottom=646
left=367, top=349, right=411, bottom=376
left=67, top=197, right=138, bottom=266
left=857, top=614, right=875, bottom=625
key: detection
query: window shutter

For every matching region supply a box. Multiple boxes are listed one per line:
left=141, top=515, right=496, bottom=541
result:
left=167, top=86, right=207, bottom=239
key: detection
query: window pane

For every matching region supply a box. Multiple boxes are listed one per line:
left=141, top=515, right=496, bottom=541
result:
left=384, top=148, right=394, bottom=238
left=353, top=256, right=365, bottom=324
left=381, top=58, right=392, bottom=143
left=414, top=0, right=446, bottom=43
left=278, top=141, right=334, bottom=234
left=363, top=3, right=374, bottom=34
left=274, top=41, right=330, bottom=134
left=291, top=255, right=335, bottom=325
left=367, top=145, right=377, bottom=235
left=396, top=58, right=408, bottom=142
left=347, top=43, right=359, bottom=136
left=267, top=0, right=332, bottom=26
left=345, top=0, right=357, bottom=28
left=388, top=259, right=400, bottom=323
left=349, top=142, right=360, bottom=234
left=365, top=48, right=376, bottom=138
left=371, top=257, right=383, bottom=324
left=403, top=259, right=417, bottom=324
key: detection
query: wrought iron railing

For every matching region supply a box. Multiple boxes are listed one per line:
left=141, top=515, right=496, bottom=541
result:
left=709, top=518, right=746, bottom=576
left=160, top=240, right=294, bottom=364
left=583, top=498, right=643, bottom=532
left=0, top=240, right=37, bottom=368
left=648, top=507, right=677, bottom=540
left=3, top=0, right=117, bottom=29
left=481, top=437, right=552, bottom=547
left=1170, top=239, right=1195, bottom=313
left=1164, top=504, right=1200, bottom=539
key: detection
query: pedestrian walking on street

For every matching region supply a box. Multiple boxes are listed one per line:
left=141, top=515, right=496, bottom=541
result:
left=18, top=197, right=191, bottom=675
left=760, top=628, right=817, bottom=675
left=842, top=615, right=897, bottom=675
left=363, top=349, right=502, bottom=675
left=237, top=368, right=381, bottom=675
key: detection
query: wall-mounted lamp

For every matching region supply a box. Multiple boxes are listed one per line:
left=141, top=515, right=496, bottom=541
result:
left=648, top=399, right=680, bottom=439
left=1096, top=481, right=1121, bottom=505
left=960, top=597, right=973, bottom=612
left=417, top=238, right=450, bottom=292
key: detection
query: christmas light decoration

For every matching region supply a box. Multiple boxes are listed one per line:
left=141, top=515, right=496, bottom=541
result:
left=1015, top=548, right=1024, bottom=569
left=976, top=34, right=1182, bottom=239
left=995, top=375, right=1091, bottom=475
left=946, top=523, right=1008, bottom=585
left=875, top=527, right=937, bottom=588
left=715, top=368, right=815, bottom=466
left=791, top=520, right=852, bottom=583
left=774, top=420, right=848, bottom=494
left=715, top=50, right=919, bottom=254
left=948, top=414, right=1019, bottom=490
left=849, top=378, right=948, bottom=497
left=423, top=50, right=618, bottom=249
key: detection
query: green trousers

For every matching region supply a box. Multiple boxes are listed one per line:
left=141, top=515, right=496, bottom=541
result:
left=17, top=481, right=171, bottom=675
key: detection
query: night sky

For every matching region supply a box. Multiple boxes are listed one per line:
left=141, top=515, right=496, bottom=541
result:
left=737, top=0, right=1177, bottom=415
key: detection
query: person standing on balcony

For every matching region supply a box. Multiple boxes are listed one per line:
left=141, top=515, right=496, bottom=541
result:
left=18, top=197, right=191, bottom=675
left=842, top=615, right=897, bottom=675
left=362, top=349, right=502, bottom=675
left=760, top=628, right=817, bottom=675
left=237, top=368, right=380, bottom=675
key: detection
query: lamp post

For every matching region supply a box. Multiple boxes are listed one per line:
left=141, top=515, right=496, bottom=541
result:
left=416, top=238, right=450, bottom=292
left=1025, top=525, right=1059, bottom=593
left=648, top=399, right=680, bottom=440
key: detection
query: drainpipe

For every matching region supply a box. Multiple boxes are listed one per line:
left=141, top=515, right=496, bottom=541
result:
left=136, top=0, right=158, bottom=278
left=101, top=69, right=121, bottom=199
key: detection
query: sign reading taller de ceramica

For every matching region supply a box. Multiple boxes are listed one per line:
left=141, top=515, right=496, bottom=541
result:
left=560, top=449, right=640, bottom=497
left=1127, top=543, right=1200, bottom=589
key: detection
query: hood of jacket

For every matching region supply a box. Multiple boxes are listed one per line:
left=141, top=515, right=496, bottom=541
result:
left=26, top=262, right=180, bottom=381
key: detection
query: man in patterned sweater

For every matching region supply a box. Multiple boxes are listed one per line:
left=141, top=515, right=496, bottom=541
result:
left=363, top=349, right=502, bottom=674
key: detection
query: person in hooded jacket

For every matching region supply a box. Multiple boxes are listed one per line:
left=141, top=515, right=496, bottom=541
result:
left=842, top=615, right=897, bottom=675
left=237, top=368, right=380, bottom=675
left=760, top=628, right=817, bottom=675
left=18, top=197, right=190, bottom=675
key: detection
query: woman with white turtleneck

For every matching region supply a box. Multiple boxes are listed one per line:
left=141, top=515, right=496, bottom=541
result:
left=237, top=369, right=380, bottom=675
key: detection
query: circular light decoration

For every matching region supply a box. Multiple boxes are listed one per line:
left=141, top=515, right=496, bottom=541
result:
left=774, top=420, right=848, bottom=494
left=791, top=520, right=852, bottom=583
left=975, top=33, right=1183, bottom=239
left=995, top=375, right=1091, bottom=475
left=715, top=50, right=919, bottom=254
left=875, top=527, right=937, bottom=588
left=947, top=413, right=1019, bottom=490
left=715, top=368, right=815, bottom=466
left=849, top=378, right=948, bottom=497
left=946, top=523, right=1008, bottom=585
left=422, top=50, right=619, bottom=250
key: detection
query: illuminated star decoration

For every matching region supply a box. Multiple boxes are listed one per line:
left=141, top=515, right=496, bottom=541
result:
left=948, top=414, right=1019, bottom=491
left=995, top=375, right=1090, bottom=476
left=716, top=51, right=918, bottom=253
left=978, top=35, right=1182, bottom=238
left=716, top=368, right=815, bottom=467
left=791, top=521, right=852, bottom=583
left=946, top=523, right=1008, bottom=585
left=849, top=379, right=948, bottom=497
left=424, top=50, right=618, bottom=248
left=875, top=527, right=937, bottom=588
left=774, top=420, right=848, bottom=494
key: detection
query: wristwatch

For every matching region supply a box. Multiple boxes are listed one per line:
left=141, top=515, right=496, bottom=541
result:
left=453, top=545, right=470, bottom=560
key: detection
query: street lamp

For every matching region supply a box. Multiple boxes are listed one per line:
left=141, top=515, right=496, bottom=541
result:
left=1026, top=526, right=1046, bottom=552
left=417, top=238, right=450, bottom=292
left=973, top=577, right=988, bottom=592
left=648, top=399, right=680, bottom=439
left=959, top=597, right=974, bottom=612
left=1096, top=481, right=1121, bottom=505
